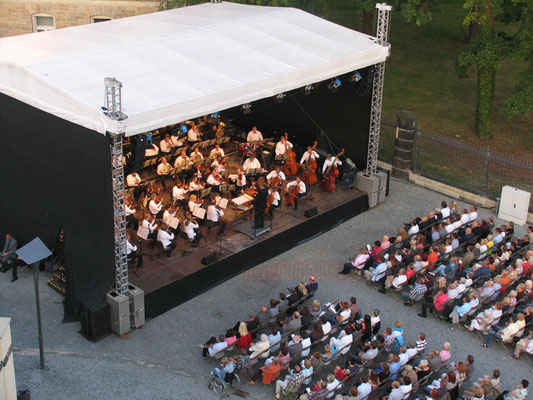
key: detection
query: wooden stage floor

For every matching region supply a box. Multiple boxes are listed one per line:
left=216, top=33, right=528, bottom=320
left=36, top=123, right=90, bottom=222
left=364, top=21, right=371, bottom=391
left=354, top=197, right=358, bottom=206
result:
left=130, top=185, right=365, bottom=294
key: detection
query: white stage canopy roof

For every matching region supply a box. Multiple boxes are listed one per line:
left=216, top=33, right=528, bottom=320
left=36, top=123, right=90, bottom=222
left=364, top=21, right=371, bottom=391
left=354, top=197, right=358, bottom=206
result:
left=0, top=2, right=389, bottom=136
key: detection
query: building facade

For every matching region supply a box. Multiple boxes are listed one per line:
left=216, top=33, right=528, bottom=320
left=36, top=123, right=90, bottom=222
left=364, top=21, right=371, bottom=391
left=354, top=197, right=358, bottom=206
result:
left=0, top=0, right=161, bottom=37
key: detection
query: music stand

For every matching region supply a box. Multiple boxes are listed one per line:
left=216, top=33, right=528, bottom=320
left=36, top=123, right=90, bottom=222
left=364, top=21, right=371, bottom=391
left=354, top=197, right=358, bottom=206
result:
left=200, top=187, right=212, bottom=198
left=16, top=237, right=52, bottom=370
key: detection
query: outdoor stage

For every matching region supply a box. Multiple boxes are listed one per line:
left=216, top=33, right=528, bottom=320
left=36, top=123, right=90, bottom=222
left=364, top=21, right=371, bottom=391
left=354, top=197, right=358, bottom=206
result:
left=132, top=187, right=368, bottom=319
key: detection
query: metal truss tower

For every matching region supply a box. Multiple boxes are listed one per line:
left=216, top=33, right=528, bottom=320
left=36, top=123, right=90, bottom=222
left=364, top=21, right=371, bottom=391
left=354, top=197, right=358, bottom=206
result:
left=364, top=3, right=392, bottom=177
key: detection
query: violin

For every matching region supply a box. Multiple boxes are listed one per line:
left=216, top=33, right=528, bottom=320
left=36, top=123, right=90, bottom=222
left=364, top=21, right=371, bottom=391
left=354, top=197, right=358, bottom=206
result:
left=214, top=172, right=225, bottom=184
left=246, top=179, right=258, bottom=197
left=283, top=132, right=299, bottom=177
left=266, top=187, right=276, bottom=213
left=319, top=148, right=344, bottom=193
left=301, top=140, right=318, bottom=186
left=285, top=181, right=300, bottom=205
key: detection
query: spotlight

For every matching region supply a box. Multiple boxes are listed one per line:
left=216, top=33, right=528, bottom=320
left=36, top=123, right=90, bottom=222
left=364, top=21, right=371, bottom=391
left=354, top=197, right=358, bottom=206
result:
left=275, top=92, right=286, bottom=104
left=242, top=102, right=252, bottom=114
left=304, top=84, right=315, bottom=95
left=349, top=71, right=362, bottom=84
left=209, top=112, right=220, bottom=123
left=327, top=78, right=341, bottom=93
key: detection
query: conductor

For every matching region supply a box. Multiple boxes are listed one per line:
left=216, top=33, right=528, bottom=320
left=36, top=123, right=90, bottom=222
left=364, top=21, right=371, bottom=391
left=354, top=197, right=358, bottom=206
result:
left=253, top=182, right=269, bottom=229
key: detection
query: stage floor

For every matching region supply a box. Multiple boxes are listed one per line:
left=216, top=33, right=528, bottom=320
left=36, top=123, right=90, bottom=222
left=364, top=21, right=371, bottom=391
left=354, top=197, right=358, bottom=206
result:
left=130, top=186, right=365, bottom=295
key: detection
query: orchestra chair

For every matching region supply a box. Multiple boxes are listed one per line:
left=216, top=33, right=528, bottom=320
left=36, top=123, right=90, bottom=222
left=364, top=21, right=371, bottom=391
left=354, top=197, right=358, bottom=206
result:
left=178, top=231, right=194, bottom=257
left=150, top=240, right=166, bottom=260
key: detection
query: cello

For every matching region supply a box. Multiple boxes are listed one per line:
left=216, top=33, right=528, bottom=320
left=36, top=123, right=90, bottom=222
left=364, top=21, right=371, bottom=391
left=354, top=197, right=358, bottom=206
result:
left=301, top=141, right=318, bottom=186
left=282, top=133, right=299, bottom=177
left=285, top=179, right=300, bottom=205
left=319, top=148, right=344, bottom=193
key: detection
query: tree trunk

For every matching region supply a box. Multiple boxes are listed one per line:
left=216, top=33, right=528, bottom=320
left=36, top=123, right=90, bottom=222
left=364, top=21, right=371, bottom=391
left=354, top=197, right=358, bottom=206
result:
left=475, top=62, right=496, bottom=137
left=362, top=9, right=374, bottom=35
left=467, top=22, right=479, bottom=43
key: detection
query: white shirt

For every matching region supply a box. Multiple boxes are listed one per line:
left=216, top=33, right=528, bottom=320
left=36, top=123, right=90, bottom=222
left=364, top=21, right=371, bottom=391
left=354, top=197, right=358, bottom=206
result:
left=174, top=155, right=191, bottom=168
left=188, top=200, right=198, bottom=213
left=145, top=144, right=159, bottom=157
left=301, top=337, right=312, bottom=357
left=207, top=205, right=223, bottom=222
left=157, top=229, right=174, bottom=248
left=184, top=221, right=199, bottom=239
left=266, top=170, right=286, bottom=182
left=468, top=211, right=478, bottom=222
left=208, top=341, right=228, bottom=357
left=206, top=174, right=222, bottom=186
left=234, top=174, right=247, bottom=187
left=268, top=332, right=282, bottom=352
left=357, top=382, right=372, bottom=400
left=441, top=207, right=451, bottom=218
left=269, top=190, right=281, bottom=206
left=406, top=347, right=418, bottom=359
left=189, top=181, right=203, bottom=191
left=170, top=135, right=185, bottom=147
left=209, top=148, right=225, bottom=158
left=190, top=150, right=204, bottom=161
left=243, top=158, right=261, bottom=172
left=371, top=262, right=388, bottom=281
left=445, top=223, right=455, bottom=234
left=460, top=213, right=469, bottom=225
left=330, top=333, right=353, bottom=355
left=322, top=321, right=332, bottom=335
left=125, top=204, right=136, bottom=216
left=211, top=160, right=225, bottom=174
left=247, top=130, right=263, bottom=142
left=399, top=352, right=409, bottom=366
left=188, top=126, right=200, bottom=141
left=322, top=158, right=342, bottom=174
left=408, top=224, right=419, bottom=235
left=448, top=287, right=460, bottom=300
left=300, top=150, right=319, bottom=164
left=452, top=220, right=462, bottom=230
left=160, top=139, right=173, bottom=153
left=275, top=140, right=293, bottom=156
left=286, top=180, right=306, bottom=194
left=162, top=210, right=177, bottom=225
left=389, top=388, right=404, bottom=400
left=126, top=240, right=137, bottom=255
left=142, top=218, right=157, bottom=233
left=126, top=174, right=141, bottom=187
left=157, top=162, right=172, bottom=176
left=393, top=274, right=407, bottom=288
left=172, top=186, right=187, bottom=201
left=326, top=378, right=340, bottom=398
left=149, top=200, right=163, bottom=215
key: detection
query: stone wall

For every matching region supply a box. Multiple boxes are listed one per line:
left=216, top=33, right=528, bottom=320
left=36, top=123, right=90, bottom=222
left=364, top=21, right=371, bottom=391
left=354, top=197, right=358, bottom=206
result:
left=0, top=0, right=161, bottom=37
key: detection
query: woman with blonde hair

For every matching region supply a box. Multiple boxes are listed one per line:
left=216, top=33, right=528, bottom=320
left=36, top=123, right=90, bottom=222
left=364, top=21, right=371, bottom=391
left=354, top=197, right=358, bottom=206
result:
left=297, top=282, right=308, bottom=297
left=236, top=322, right=252, bottom=350
left=310, top=299, right=321, bottom=318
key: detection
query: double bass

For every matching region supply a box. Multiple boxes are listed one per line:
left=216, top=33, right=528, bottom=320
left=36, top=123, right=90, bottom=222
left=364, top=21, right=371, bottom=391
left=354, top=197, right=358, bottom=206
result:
left=285, top=180, right=300, bottom=205
left=301, top=141, right=318, bottom=186
left=319, top=149, right=344, bottom=193
left=282, top=133, right=299, bottom=177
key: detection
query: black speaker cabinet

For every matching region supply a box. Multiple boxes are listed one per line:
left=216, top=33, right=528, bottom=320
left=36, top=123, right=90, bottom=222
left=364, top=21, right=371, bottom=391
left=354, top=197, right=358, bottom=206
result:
left=304, top=207, right=318, bottom=218
left=201, top=252, right=218, bottom=265
left=79, top=300, right=111, bottom=342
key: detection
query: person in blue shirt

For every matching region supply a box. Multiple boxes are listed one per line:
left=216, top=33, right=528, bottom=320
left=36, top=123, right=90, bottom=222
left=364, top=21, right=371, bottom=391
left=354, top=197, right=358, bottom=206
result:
left=212, top=357, right=235, bottom=380
left=449, top=296, right=472, bottom=324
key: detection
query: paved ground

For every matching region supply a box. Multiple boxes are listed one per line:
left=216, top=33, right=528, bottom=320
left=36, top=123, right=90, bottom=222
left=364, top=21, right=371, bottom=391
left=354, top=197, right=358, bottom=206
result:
left=1, top=178, right=530, bottom=400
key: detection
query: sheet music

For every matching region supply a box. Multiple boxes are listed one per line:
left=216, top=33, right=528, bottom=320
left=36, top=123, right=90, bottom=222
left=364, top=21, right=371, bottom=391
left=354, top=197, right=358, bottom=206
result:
left=216, top=197, right=228, bottom=209
left=232, top=195, right=250, bottom=206
left=136, top=226, right=149, bottom=240
left=168, top=217, right=180, bottom=229
left=193, top=207, right=206, bottom=219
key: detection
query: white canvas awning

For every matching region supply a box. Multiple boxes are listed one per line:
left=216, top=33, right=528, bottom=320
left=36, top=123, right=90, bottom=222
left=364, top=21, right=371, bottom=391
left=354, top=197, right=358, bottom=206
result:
left=0, top=2, right=389, bottom=136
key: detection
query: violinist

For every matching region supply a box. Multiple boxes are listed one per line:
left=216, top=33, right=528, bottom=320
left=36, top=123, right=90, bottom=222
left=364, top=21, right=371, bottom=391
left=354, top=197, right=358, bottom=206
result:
left=252, top=181, right=269, bottom=229
left=126, top=233, right=143, bottom=269
left=206, top=168, right=224, bottom=192
left=209, top=144, right=225, bottom=159
left=183, top=213, right=202, bottom=247
left=149, top=195, right=164, bottom=218
left=156, top=157, right=172, bottom=190
left=190, top=147, right=204, bottom=162
left=125, top=198, right=139, bottom=230
left=174, top=150, right=192, bottom=169
left=275, top=134, right=293, bottom=157
left=188, top=194, right=201, bottom=214
left=157, top=223, right=176, bottom=257
left=211, top=155, right=226, bottom=174
left=266, top=166, right=286, bottom=187
left=247, top=126, right=263, bottom=143
left=206, top=197, right=227, bottom=237
left=189, top=176, right=204, bottom=193
left=242, top=154, right=261, bottom=173
left=267, top=186, right=281, bottom=217
left=300, top=146, right=319, bottom=165
left=142, top=213, right=158, bottom=240
left=159, top=134, right=174, bottom=154
left=286, top=176, right=306, bottom=211
left=231, top=168, right=247, bottom=189
left=172, top=180, right=188, bottom=206
left=322, top=153, right=342, bottom=175
left=162, top=204, right=179, bottom=231
left=126, top=172, right=143, bottom=200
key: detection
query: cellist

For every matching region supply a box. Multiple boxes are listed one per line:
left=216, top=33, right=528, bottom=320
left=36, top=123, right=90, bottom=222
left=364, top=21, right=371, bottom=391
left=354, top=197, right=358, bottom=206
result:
left=300, top=146, right=319, bottom=165
left=285, top=176, right=306, bottom=211
left=266, top=166, right=286, bottom=188
left=275, top=134, right=293, bottom=157
left=322, top=153, right=342, bottom=175
left=266, top=185, right=281, bottom=217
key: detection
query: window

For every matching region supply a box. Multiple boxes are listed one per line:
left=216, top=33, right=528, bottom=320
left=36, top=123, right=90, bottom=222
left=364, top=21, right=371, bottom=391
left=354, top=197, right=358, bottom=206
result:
left=33, top=14, right=55, bottom=32
left=91, top=16, right=112, bottom=24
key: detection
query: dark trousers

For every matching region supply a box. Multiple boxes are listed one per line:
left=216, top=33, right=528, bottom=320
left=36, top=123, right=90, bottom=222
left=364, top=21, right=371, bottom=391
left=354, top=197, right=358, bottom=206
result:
left=164, top=242, right=177, bottom=256
left=126, top=214, right=139, bottom=230
left=127, top=250, right=143, bottom=268
left=293, top=193, right=305, bottom=210
left=192, top=232, right=203, bottom=247
left=254, top=209, right=266, bottom=228
left=214, top=220, right=227, bottom=236
left=420, top=299, right=436, bottom=318
left=340, top=262, right=354, bottom=274
left=1, top=259, right=17, bottom=279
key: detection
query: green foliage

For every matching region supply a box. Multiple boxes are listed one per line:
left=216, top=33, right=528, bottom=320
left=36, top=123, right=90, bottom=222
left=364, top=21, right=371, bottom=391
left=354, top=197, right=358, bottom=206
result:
left=397, top=0, right=441, bottom=26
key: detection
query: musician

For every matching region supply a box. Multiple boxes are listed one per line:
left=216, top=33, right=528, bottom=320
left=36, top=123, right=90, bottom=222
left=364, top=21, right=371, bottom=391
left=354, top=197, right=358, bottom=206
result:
left=125, top=199, right=139, bottom=230
left=187, top=122, right=202, bottom=144
left=209, top=144, right=225, bottom=159
left=174, top=150, right=192, bottom=169
left=126, top=172, right=143, bottom=199
left=231, top=168, right=247, bottom=188
left=253, top=182, right=269, bottom=229
left=149, top=195, right=164, bottom=218
left=157, top=223, right=176, bottom=257
left=160, top=134, right=174, bottom=154
left=145, top=141, right=159, bottom=157
left=211, top=155, right=226, bottom=174
left=126, top=234, right=143, bottom=269
left=188, top=194, right=199, bottom=213
left=183, top=216, right=202, bottom=247
left=172, top=181, right=188, bottom=204
left=190, top=147, right=204, bottom=162
left=189, top=176, right=204, bottom=193
left=267, top=186, right=281, bottom=216
left=266, top=166, right=286, bottom=186
left=156, top=157, right=172, bottom=190
left=242, top=154, right=261, bottom=173
left=171, top=132, right=186, bottom=148
left=322, top=154, right=342, bottom=174
left=207, top=198, right=227, bottom=237
left=162, top=204, right=179, bottom=228
left=142, top=213, right=158, bottom=240
left=275, top=134, right=293, bottom=156
left=300, top=146, right=320, bottom=164
left=206, top=168, right=224, bottom=192
left=286, top=176, right=306, bottom=211
left=247, top=126, right=263, bottom=143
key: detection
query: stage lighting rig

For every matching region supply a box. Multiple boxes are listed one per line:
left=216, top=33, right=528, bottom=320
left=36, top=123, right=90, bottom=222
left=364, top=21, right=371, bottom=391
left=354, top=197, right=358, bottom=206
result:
left=242, top=102, right=252, bottom=114
left=349, top=71, right=362, bottom=84
left=327, top=78, right=342, bottom=93
left=304, top=84, right=315, bottom=95
left=275, top=92, right=286, bottom=103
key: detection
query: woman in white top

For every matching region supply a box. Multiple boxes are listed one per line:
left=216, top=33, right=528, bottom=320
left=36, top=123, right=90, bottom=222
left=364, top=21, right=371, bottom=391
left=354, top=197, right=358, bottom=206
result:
left=157, top=224, right=176, bottom=256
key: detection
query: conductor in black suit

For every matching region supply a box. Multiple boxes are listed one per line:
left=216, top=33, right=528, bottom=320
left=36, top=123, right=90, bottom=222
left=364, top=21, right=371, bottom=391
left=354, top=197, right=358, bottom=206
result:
left=253, top=182, right=269, bottom=229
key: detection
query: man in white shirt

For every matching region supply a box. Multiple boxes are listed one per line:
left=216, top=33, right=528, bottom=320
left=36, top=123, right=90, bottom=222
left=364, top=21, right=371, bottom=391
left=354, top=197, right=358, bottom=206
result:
left=172, top=182, right=188, bottom=204
left=126, top=172, right=143, bottom=199
left=330, top=330, right=353, bottom=355
left=183, top=218, right=202, bottom=246
left=145, top=142, right=159, bottom=157
left=125, top=200, right=138, bottom=230
left=300, top=146, right=319, bottom=165
left=275, top=135, right=293, bottom=156
left=266, top=166, right=286, bottom=187
left=149, top=196, right=163, bottom=218
left=157, top=224, right=176, bottom=256
left=357, top=376, right=372, bottom=400
left=388, top=381, right=404, bottom=400
left=206, top=169, right=224, bottom=190
left=268, top=329, right=282, bottom=353
left=190, top=147, right=204, bottom=162
left=247, top=126, right=263, bottom=143
left=156, top=157, right=172, bottom=190
left=187, top=123, right=201, bottom=143
left=468, top=206, right=478, bottom=222
left=174, top=150, right=192, bottom=169
left=211, top=156, right=226, bottom=174
left=460, top=208, right=470, bottom=225
left=322, top=154, right=342, bottom=174
left=126, top=234, right=143, bottom=269
left=206, top=198, right=227, bottom=236
left=242, top=155, right=261, bottom=173
left=142, top=214, right=158, bottom=240
left=231, top=169, right=247, bottom=190
left=170, top=133, right=185, bottom=148
left=209, top=144, right=225, bottom=159
left=285, top=176, right=306, bottom=210
left=159, top=134, right=173, bottom=153
left=441, top=201, right=450, bottom=218
left=267, top=187, right=281, bottom=216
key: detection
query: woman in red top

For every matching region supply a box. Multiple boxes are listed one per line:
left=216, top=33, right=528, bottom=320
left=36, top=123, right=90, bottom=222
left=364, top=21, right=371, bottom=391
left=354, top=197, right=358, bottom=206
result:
left=236, top=322, right=252, bottom=350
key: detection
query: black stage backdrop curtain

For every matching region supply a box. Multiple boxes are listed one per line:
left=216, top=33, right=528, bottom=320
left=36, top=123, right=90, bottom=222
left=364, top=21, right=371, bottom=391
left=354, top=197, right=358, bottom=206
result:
left=0, top=93, right=114, bottom=320
left=224, top=68, right=373, bottom=169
